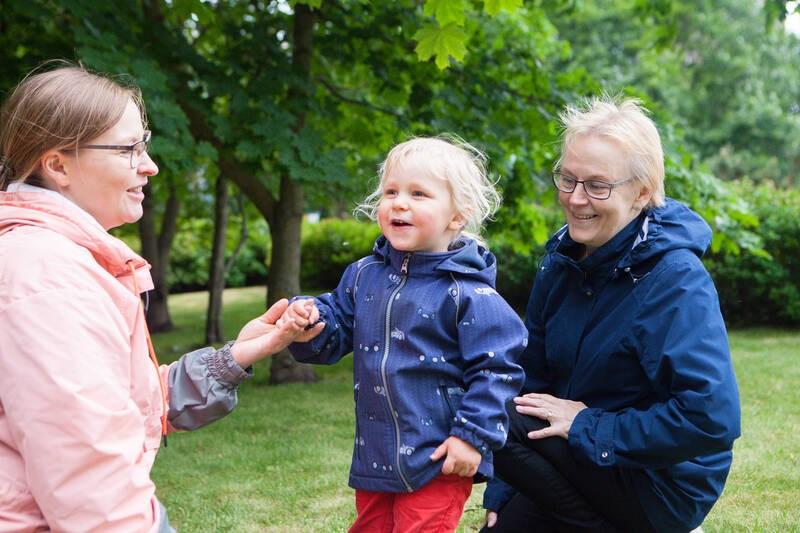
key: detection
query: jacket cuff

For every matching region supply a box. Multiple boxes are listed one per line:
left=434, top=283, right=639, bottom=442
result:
left=289, top=304, right=331, bottom=360
left=450, top=423, right=492, bottom=456
left=483, top=478, right=517, bottom=511
left=568, top=407, right=616, bottom=466
left=206, top=341, right=252, bottom=388
left=449, top=423, right=495, bottom=477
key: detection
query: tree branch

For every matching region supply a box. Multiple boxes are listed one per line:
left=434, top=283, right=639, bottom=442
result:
left=315, top=76, right=403, bottom=118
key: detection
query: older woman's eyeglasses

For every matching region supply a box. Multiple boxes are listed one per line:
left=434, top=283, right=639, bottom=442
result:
left=552, top=171, right=633, bottom=200
left=80, top=130, right=151, bottom=169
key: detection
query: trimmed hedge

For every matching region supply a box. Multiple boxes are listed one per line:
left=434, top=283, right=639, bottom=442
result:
left=300, top=218, right=383, bottom=290
left=168, top=217, right=270, bottom=293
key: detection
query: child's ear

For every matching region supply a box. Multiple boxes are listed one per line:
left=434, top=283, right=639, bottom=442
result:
left=448, top=213, right=467, bottom=231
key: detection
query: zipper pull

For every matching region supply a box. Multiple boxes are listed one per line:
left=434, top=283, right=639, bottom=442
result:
left=400, top=253, right=411, bottom=275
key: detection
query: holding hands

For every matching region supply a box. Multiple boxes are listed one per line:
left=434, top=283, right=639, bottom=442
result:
left=430, top=436, right=481, bottom=477
left=278, top=298, right=326, bottom=343
left=229, top=298, right=324, bottom=368
left=513, top=393, right=587, bottom=440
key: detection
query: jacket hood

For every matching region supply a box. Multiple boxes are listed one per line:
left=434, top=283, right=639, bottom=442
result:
left=372, top=235, right=497, bottom=287
left=0, top=188, right=152, bottom=287
left=626, top=198, right=712, bottom=267
left=548, top=198, right=712, bottom=270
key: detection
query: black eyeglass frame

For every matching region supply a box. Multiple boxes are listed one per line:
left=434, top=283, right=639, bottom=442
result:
left=552, top=171, right=634, bottom=200
left=80, top=130, right=151, bottom=169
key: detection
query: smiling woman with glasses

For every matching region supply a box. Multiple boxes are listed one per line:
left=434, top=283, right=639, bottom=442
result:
left=482, top=97, right=741, bottom=533
left=0, top=62, right=309, bottom=532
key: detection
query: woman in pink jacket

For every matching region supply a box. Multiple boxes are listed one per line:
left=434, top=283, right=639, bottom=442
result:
left=0, top=64, right=317, bottom=532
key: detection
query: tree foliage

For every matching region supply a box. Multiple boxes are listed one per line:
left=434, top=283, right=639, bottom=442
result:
left=548, top=0, right=800, bottom=185
left=2, top=0, right=794, bottom=354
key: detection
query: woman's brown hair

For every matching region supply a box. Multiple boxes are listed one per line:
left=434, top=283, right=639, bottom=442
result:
left=0, top=60, right=144, bottom=190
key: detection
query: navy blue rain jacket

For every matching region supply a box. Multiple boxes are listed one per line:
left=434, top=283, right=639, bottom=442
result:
left=485, top=199, right=741, bottom=532
left=290, top=236, right=526, bottom=493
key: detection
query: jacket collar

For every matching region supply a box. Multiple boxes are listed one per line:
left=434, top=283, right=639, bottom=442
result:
left=372, top=236, right=497, bottom=286
left=550, top=211, right=645, bottom=274
left=0, top=185, right=153, bottom=293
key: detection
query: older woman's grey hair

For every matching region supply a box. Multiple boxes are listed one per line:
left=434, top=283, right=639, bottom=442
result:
left=557, top=97, right=665, bottom=209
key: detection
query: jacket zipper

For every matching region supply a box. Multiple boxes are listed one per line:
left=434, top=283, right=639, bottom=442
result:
left=567, top=261, right=601, bottom=399
left=127, top=261, right=168, bottom=447
left=381, top=253, right=413, bottom=492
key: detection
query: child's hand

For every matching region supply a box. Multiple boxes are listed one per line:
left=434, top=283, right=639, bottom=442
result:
left=278, top=299, right=325, bottom=342
left=429, top=436, right=481, bottom=477
left=230, top=299, right=308, bottom=368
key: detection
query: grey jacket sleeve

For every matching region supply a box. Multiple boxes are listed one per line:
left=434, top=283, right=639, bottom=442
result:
left=166, top=342, right=253, bottom=431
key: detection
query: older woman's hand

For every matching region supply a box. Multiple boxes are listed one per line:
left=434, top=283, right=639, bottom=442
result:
left=230, top=298, right=324, bottom=368
left=513, top=393, right=587, bottom=440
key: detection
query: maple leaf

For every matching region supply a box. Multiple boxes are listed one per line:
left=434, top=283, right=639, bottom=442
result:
left=414, top=23, right=468, bottom=70
left=483, top=0, right=523, bottom=16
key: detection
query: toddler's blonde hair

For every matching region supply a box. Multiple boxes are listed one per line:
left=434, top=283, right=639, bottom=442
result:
left=355, top=135, right=500, bottom=247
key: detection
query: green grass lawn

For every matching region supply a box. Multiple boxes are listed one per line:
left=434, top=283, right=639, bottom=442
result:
left=151, top=287, right=800, bottom=532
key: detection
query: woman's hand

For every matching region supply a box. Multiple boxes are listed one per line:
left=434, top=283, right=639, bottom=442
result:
left=484, top=510, right=498, bottom=529
left=513, top=393, right=587, bottom=440
left=229, top=298, right=324, bottom=368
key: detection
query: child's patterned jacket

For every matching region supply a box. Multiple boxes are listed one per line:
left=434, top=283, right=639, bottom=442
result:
left=290, top=236, right=526, bottom=493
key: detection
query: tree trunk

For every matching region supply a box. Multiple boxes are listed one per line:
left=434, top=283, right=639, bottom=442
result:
left=267, top=175, right=317, bottom=383
left=138, top=181, right=180, bottom=333
left=205, top=173, right=229, bottom=344
left=268, top=4, right=318, bottom=384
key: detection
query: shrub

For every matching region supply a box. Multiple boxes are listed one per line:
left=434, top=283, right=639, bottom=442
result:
left=489, top=202, right=563, bottom=313
left=300, top=218, right=382, bottom=290
left=168, top=217, right=270, bottom=293
left=705, top=181, right=800, bottom=326
left=491, top=244, right=543, bottom=313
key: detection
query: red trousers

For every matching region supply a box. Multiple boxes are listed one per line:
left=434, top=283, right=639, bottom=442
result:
left=349, top=475, right=473, bottom=533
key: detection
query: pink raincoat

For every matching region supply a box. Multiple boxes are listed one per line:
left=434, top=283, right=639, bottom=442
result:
left=0, top=187, right=171, bottom=532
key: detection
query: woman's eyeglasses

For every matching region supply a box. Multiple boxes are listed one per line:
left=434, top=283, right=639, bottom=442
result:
left=80, top=130, right=151, bottom=169
left=552, top=171, right=633, bottom=200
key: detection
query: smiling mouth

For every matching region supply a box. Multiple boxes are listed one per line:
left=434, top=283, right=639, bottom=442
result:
left=127, top=185, right=144, bottom=193
left=573, top=214, right=597, bottom=221
left=391, top=219, right=412, bottom=227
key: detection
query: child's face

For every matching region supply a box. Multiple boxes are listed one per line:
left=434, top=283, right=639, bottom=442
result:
left=377, top=157, right=464, bottom=253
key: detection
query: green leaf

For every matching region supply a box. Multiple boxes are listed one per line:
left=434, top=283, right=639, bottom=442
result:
left=290, top=0, right=322, bottom=8
left=483, top=0, right=523, bottom=16
left=413, top=23, right=468, bottom=70
left=235, top=139, right=267, bottom=162
left=423, top=0, right=467, bottom=27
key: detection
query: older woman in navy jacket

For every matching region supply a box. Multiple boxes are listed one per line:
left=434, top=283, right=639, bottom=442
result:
left=483, top=98, right=741, bottom=533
